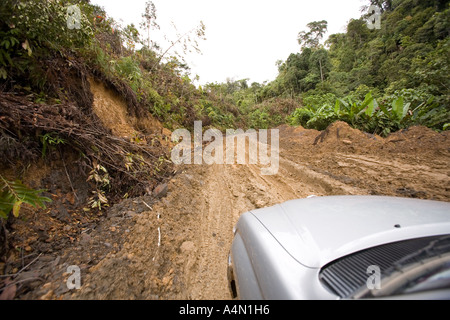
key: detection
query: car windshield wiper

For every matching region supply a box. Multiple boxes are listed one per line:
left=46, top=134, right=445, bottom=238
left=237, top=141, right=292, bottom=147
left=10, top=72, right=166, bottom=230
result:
left=388, top=235, right=450, bottom=272
left=402, top=264, right=450, bottom=294
left=373, top=254, right=450, bottom=297
left=352, top=236, right=450, bottom=299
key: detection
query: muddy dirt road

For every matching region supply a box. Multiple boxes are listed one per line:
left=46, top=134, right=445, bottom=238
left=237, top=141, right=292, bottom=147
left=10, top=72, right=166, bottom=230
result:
left=67, top=121, right=450, bottom=300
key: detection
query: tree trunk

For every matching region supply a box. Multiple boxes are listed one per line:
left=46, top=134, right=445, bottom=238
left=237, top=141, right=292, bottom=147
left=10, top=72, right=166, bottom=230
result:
left=319, top=59, right=324, bottom=83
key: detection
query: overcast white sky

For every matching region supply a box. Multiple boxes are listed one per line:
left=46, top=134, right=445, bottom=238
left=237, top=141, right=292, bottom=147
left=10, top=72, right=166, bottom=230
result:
left=90, top=0, right=368, bottom=85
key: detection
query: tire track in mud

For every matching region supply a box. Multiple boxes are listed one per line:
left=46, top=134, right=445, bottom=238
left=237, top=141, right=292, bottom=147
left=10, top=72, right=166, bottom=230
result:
left=189, top=161, right=291, bottom=299
left=185, top=141, right=345, bottom=299
left=192, top=164, right=237, bottom=300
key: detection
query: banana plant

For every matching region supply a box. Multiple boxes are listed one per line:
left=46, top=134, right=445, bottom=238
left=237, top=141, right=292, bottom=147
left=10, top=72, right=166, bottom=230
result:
left=379, top=96, right=411, bottom=122
left=335, top=92, right=376, bottom=125
left=363, top=93, right=378, bottom=117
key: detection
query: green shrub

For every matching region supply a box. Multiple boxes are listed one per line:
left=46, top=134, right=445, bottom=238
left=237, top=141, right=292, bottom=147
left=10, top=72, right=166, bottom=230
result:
left=288, top=108, right=314, bottom=127
left=115, top=56, right=142, bottom=91
left=302, top=92, right=337, bottom=110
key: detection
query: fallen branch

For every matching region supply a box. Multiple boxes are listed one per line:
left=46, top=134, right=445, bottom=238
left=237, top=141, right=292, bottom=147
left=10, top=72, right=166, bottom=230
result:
left=0, top=92, right=173, bottom=198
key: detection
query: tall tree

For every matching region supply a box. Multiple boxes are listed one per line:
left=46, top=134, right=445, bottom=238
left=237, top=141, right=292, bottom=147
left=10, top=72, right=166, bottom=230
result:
left=310, top=48, right=330, bottom=83
left=140, top=1, right=160, bottom=49
left=297, top=20, right=328, bottom=50
left=297, top=21, right=330, bottom=85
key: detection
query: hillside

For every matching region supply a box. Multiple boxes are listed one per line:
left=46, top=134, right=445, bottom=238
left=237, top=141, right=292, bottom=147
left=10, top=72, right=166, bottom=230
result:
left=205, top=0, right=450, bottom=133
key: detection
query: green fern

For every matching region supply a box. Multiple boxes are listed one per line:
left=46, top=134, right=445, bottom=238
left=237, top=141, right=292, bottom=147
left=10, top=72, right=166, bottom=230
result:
left=0, top=175, right=52, bottom=219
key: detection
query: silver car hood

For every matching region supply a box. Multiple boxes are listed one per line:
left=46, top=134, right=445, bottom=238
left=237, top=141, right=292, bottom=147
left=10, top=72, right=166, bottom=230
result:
left=250, top=196, right=450, bottom=268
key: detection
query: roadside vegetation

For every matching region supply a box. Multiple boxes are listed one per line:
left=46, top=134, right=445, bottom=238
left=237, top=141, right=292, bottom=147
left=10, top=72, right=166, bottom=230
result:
left=2, top=0, right=447, bottom=136
left=206, top=0, right=449, bottom=133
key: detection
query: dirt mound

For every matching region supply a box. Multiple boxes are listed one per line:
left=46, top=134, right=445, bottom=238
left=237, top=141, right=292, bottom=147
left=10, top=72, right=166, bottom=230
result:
left=384, top=126, right=450, bottom=155
left=283, top=121, right=450, bottom=158
left=312, top=121, right=379, bottom=149
left=277, top=124, right=320, bottom=148
left=283, top=122, right=450, bottom=202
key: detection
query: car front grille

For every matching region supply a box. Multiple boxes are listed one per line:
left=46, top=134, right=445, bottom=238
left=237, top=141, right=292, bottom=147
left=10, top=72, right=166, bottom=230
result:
left=319, top=235, right=450, bottom=299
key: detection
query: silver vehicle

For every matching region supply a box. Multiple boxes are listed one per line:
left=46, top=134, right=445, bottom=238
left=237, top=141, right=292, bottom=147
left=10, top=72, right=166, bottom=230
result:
left=228, top=196, right=450, bottom=300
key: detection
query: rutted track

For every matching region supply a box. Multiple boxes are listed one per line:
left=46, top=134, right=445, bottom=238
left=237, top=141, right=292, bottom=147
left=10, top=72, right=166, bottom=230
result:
left=74, top=122, right=450, bottom=300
